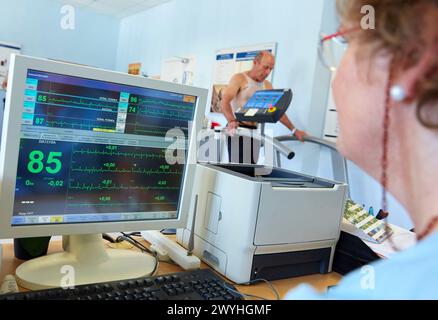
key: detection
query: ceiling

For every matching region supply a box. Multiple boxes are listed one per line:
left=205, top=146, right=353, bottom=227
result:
left=51, top=0, right=171, bottom=19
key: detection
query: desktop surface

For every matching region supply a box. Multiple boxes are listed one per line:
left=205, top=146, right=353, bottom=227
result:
left=0, top=238, right=342, bottom=300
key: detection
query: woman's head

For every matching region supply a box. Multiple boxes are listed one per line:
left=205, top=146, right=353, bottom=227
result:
left=333, top=0, right=438, bottom=205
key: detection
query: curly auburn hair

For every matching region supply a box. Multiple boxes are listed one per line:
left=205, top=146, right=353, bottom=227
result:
left=337, top=0, right=438, bottom=128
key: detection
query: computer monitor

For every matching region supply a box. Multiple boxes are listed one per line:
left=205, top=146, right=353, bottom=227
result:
left=0, top=54, right=207, bottom=290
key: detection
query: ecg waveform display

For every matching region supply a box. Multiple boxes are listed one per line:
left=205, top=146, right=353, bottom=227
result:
left=25, top=71, right=197, bottom=138
left=31, top=80, right=119, bottom=132
left=122, top=95, right=195, bottom=137
left=13, top=139, right=185, bottom=218
left=13, top=70, right=197, bottom=226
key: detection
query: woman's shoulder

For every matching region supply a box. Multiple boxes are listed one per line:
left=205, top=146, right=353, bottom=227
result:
left=285, top=233, right=438, bottom=300
left=335, top=233, right=438, bottom=299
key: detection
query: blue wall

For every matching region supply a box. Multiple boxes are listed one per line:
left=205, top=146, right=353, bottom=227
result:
left=115, top=0, right=413, bottom=229
left=0, top=0, right=120, bottom=145
left=0, top=0, right=120, bottom=69
left=0, top=0, right=412, bottom=229
left=116, top=0, right=325, bottom=136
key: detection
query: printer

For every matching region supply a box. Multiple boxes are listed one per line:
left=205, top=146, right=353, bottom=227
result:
left=177, top=163, right=347, bottom=284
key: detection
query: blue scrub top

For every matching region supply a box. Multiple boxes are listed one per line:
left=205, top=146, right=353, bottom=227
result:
left=285, top=232, right=438, bottom=300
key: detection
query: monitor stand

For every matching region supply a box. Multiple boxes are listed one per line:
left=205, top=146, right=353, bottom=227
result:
left=15, top=234, right=156, bottom=291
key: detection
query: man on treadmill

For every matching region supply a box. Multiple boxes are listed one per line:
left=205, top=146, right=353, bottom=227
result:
left=221, top=51, right=306, bottom=164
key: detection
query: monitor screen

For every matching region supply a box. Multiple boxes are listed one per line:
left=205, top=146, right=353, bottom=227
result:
left=12, top=69, right=197, bottom=227
left=243, top=90, right=283, bottom=109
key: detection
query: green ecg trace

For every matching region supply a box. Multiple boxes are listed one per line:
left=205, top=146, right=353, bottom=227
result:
left=66, top=202, right=176, bottom=207
left=134, top=98, right=193, bottom=111
left=129, top=128, right=168, bottom=136
left=46, top=97, right=119, bottom=111
left=68, top=182, right=179, bottom=191
left=73, top=149, right=166, bottom=159
left=70, top=166, right=182, bottom=175
left=45, top=120, right=115, bottom=131
left=139, top=109, right=191, bottom=121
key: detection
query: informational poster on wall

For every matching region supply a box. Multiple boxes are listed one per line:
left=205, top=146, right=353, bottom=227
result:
left=210, top=42, right=277, bottom=113
left=323, top=72, right=339, bottom=143
left=0, top=41, right=21, bottom=88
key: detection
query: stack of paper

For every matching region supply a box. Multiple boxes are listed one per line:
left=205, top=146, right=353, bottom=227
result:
left=362, top=224, right=417, bottom=258
left=343, top=199, right=392, bottom=244
left=341, top=199, right=418, bottom=258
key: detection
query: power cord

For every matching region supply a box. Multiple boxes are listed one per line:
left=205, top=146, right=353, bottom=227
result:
left=117, top=233, right=159, bottom=276
left=103, top=232, right=152, bottom=254
left=123, top=232, right=142, bottom=237
left=102, top=233, right=116, bottom=243
left=102, top=233, right=159, bottom=276
left=105, top=233, right=180, bottom=267
left=117, top=232, right=154, bottom=255
left=223, top=278, right=281, bottom=301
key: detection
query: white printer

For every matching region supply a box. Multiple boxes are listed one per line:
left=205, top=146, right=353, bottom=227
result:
left=177, top=163, right=347, bottom=284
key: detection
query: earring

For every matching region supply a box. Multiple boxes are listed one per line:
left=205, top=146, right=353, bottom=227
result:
left=390, top=85, right=407, bottom=102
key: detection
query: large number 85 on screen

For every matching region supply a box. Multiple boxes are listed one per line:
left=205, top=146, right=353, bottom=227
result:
left=27, top=151, right=63, bottom=174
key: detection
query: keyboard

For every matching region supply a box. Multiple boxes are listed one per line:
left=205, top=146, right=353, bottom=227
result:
left=0, top=269, right=243, bottom=301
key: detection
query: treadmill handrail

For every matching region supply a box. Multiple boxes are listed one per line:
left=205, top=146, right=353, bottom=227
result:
left=275, top=135, right=338, bottom=152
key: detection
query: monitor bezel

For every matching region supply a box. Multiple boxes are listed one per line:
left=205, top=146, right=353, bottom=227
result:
left=0, top=54, right=207, bottom=239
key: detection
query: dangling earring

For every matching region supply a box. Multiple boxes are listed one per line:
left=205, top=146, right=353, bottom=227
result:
left=390, top=85, right=407, bottom=102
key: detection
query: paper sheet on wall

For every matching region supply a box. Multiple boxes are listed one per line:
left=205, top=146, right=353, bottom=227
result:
left=161, top=56, right=196, bottom=86
left=213, top=56, right=235, bottom=84
left=235, top=60, right=254, bottom=74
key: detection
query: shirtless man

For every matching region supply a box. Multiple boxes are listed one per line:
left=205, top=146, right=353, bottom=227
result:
left=221, top=51, right=306, bottom=163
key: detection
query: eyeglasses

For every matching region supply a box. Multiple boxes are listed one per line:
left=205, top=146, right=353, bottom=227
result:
left=318, top=28, right=358, bottom=72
